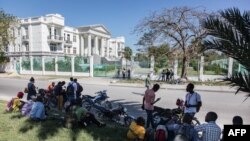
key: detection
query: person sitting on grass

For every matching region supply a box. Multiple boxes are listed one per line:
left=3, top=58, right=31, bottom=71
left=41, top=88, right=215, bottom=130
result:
left=21, top=96, right=36, bottom=116
left=6, top=92, right=25, bottom=112
left=30, top=96, right=46, bottom=121
left=127, top=116, right=146, bottom=141
left=74, top=99, right=106, bottom=127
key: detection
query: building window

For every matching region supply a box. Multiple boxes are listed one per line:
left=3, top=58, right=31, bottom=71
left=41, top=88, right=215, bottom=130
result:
left=18, top=45, right=21, bottom=52
left=50, top=43, right=57, bottom=51
left=64, top=46, right=67, bottom=54
left=25, top=43, right=29, bottom=51
left=67, top=34, right=70, bottom=41
left=73, top=35, right=76, bottom=42
left=67, top=47, right=71, bottom=54
left=73, top=47, right=76, bottom=54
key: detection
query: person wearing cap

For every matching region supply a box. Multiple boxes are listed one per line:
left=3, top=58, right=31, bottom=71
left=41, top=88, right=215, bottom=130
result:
left=27, top=77, right=37, bottom=100
left=12, top=92, right=25, bottom=112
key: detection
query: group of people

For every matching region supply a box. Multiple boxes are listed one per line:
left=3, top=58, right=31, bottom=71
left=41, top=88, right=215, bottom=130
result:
left=160, top=69, right=174, bottom=82
left=117, top=68, right=131, bottom=79
left=127, top=83, right=244, bottom=141
left=4, top=77, right=244, bottom=140
left=5, top=76, right=106, bottom=127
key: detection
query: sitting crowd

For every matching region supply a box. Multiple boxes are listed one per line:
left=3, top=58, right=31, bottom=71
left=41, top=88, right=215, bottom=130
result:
left=4, top=77, right=244, bottom=141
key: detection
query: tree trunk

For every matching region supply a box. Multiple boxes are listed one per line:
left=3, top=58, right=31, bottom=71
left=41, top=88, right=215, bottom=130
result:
left=181, top=55, right=188, bottom=79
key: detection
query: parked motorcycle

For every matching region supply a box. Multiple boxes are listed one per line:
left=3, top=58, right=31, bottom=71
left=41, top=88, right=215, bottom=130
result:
left=153, top=98, right=200, bottom=126
left=81, top=90, right=112, bottom=111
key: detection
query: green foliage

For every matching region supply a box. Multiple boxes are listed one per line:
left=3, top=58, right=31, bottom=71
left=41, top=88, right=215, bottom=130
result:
left=204, top=64, right=227, bottom=75
left=45, top=58, right=55, bottom=71
left=0, top=52, right=9, bottom=63
left=203, top=8, right=250, bottom=98
left=148, top=44, right=170, bottom=68
left=57, top=56, right=71, bottom=72
left=0, top=9, right=18, bottom=52
left=123, top=46, right=132, bottom=60
left=33, top=57, right=42, bottom=71
left=22, top=58, right=30, bottom=71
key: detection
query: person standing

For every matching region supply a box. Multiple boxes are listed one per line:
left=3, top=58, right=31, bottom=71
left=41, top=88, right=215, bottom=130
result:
left=122, top=68, right=126, bottom=79
left=27, top=77, right=37, bottom=100
left=195, top=112, right=221, bottom=141
left=184, top=83, right=202, bottom=117
left=145, top=74, right=151, bottom=89
left=142, top=84, right=161, bottom=128
left=127, top=68, right=131, bottom=79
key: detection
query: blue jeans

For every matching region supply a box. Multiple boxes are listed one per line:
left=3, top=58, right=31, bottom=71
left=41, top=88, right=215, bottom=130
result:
left=146, top=109, right=154, bottom=128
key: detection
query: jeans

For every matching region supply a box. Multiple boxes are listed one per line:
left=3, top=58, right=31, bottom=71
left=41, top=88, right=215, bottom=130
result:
left=146, top=109, right=154, bottom=128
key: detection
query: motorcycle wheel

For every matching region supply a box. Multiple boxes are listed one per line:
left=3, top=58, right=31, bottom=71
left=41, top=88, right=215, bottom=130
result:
left=153, top=113, right=161, bottom=126
left=124, top=116, right=134, bottom=127
left=192, top=117, right=200, bottom=126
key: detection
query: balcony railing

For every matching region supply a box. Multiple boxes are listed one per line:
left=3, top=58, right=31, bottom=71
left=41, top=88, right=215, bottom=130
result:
left=47, top=35, right=63, bottom=42
left=65, top=40, right=72, bottom=44
left=22, top=35, right=29, bottom=42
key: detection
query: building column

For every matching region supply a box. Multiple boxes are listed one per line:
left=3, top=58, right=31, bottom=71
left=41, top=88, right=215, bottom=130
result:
left=19, top=57, right=23, bottom=74
left=95, top=36, right=98, bottom=55
left=115, top=42, right=118, bottom=57
left=28, top=24, right=32, bottom=51
left=88, top=34, right=92, bottom=56
left=89, top=56, right=93, bottom=77
left=80, top=36, right=84, bottom=56
left=71, top=56, right=75, bottom=76
left=174, top=56, right=178, bottom=79
left=106, top=39, right=109, bottom=57
left=51, top=26, right=55, bottom=39
left=55, top=56, right=58, bottom=75
left=42, top=56, right=45, bottom=75
left=101, top=38, right=105, bottom=57
left=150, top=56, right=155, bottom=72
left=199, top=56, right=204, bottom=81
left=228, top=57, right=233, bottom=78
left=61, top=28, right=64, bottom=53
left=30, top=56, right=33, bottom=74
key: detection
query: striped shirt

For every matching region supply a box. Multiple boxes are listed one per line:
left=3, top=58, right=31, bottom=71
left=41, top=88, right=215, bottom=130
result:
left=195, top=121, right=221, bottom=141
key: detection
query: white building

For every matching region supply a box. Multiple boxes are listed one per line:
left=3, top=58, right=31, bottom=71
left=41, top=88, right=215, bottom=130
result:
left=5, top=13, right=125, bottom=76
left=8, top=13, right=125, bottom=58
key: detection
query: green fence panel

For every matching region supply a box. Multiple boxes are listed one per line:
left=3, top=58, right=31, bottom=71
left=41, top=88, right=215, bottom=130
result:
left=45, top=57, right=55, bottom=71
left=22, top=57, right=31, bottom=71
left=58, top=56, right=71, bottom=72
left=75, top=57, right=90, bottom=73
left=33, top=57, right=42, bottom=71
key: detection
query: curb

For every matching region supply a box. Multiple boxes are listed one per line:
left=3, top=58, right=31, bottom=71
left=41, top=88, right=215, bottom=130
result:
left=108, top=84, right=167, bottom=89
left=166, top=87, right=237, bottom=93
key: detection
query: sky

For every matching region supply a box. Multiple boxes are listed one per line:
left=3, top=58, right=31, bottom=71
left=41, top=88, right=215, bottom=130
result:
left=0, top=0, right=249, bottom=53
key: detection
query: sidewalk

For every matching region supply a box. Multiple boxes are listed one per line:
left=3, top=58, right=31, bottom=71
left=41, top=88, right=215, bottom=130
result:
left=0, top=73, right=238, bottom=93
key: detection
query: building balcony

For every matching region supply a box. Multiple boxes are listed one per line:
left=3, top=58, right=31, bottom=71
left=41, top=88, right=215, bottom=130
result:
left=64, top=40, right=72, bottom=46
left=47, top=35, right=63, bottom=43
left=22, top=35, right=29, bottom=42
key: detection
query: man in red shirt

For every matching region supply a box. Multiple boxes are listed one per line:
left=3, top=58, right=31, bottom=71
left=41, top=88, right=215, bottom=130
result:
left=142, top=84, right=161, bottom=128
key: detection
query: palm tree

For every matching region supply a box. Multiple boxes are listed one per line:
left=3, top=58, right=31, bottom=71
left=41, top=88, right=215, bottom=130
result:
left=203, top=8, right=250, bottom=99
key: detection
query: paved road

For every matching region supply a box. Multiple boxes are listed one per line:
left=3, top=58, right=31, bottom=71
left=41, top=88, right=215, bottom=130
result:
left=0, top=77, right=249, bottom=129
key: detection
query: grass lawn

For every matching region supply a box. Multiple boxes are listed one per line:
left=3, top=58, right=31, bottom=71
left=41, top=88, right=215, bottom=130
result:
left=0, top=100, right=129, bottom=141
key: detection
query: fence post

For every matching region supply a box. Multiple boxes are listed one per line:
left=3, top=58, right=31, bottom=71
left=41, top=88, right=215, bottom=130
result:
left=71, top=56, right=75, bottom=76
left=89, top=56, right=94, bottom=77
left=199, top=56, right=204, bottom=81
left=42, top=56, right=45, bottom=75
left=19, top=57, right=22, bottom=74
left=30, top=56, right=33, bottom=74
left=174, top=56, right=178, bottom=79
left=55, top=56, right=58, bottom=75
left=228, top=57, right=233, bottom=78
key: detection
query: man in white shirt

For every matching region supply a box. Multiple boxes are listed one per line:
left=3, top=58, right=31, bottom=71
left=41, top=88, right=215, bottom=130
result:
left=184, top=83, right=202, bottom=117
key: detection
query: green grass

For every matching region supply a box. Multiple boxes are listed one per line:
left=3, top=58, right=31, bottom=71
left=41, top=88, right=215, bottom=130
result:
left=0, top=101, right=129, bottom=141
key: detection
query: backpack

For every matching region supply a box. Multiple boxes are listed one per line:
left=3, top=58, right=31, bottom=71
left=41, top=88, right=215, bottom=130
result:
left=66, top=83, right=74, bottom=95
left=77, top=83, right=83, bottom=93
left=5, top=98, right=17, bottom=112
left=174, top=125, right=192, bottom=141
left=155, top=125, right=167, bottom=141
